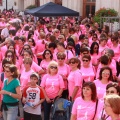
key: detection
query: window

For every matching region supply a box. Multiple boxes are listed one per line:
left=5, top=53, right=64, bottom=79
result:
left=0, top=0, right=2, bottom=6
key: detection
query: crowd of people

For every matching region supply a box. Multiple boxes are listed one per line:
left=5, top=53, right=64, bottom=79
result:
left=0, top=10, right=120, bottom=120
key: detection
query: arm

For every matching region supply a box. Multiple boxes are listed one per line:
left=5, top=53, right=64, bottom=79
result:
left=71, top=86, right=79, bottom=101
left=0, top=86, right=22, bottom=100
left=57, top=88, right=63, bottom=97
left=70, top=114, right=77, bottom=120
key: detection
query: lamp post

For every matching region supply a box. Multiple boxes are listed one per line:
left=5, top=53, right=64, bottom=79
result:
left=6, top=0, right=7, bottom=10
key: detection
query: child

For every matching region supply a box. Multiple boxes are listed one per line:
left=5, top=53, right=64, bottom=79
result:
left=22, top=72, right=45, bottom=120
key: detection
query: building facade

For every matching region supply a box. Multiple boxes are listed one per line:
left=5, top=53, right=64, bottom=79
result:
left=0, top=0, right=120, bottom=17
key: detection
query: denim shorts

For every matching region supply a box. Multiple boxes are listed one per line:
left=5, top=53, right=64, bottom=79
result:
left=3, top=106, right=18, bottom=120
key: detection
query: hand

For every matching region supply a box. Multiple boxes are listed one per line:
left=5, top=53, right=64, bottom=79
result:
left=0, top=111, right=2, bottom=118
left=46, top=97, right=52, bottom=103
left=0, top=90, right=8, bottom=95
left=22, top=98, right=26, bottom=104
left=32, top=104, right=38, bottom=109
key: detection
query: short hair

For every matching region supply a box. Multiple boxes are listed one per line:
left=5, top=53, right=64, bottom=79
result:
left=69, top=57, right=81, bottom=69
left=99, top=66, right=113, bottom=81
left=47, top=61, right=58, bottom=74
left=105, top=94, right=120, bottom=114
left=82, top=81, right=97, bottom=102
left=30, top=72, right=39, bottom=80
left=105, top=48, right=114, bottom=57
left=48, top=42, right=56, bottom=49
left=42, top=49, right=53, bottom=60
left=57, top=52, right=66, bottom=59
left=100, top=55, right=109, bottom=65
left=111, top=35, right=118, bottom=43
left=2, top=58, right=12, bottom=70
left=106, top=82, right=120, bottom=96
left=82, top=54, right=91, bottom=61
left=80, top=47, right=90, bottom=53
left=5, top=64, right=19, bottom=78
left=23, top=57, right=32, bottom=66
left=57, top=42, right=65, bottom=49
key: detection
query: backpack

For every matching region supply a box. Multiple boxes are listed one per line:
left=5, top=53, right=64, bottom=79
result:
left=1, top=72, right=4, bottom=82
left=75, top=44, right=80, bottom=56
left=51, top=98, right=72, bottom=120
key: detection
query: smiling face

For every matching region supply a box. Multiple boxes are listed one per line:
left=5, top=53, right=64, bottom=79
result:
left=82, top=86, right=92, bottom=99
left=102, top=69, right=110, bottom=80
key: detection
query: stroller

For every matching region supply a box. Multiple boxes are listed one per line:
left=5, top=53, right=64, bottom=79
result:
left=51, top=98, right=72, bottom=120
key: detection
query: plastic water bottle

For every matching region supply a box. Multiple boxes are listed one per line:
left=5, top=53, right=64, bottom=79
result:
left=25, top=102, right=34, bottom=107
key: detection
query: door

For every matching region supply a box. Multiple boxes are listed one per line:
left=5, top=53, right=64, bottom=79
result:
left=83, top=0, right=96, bottom=18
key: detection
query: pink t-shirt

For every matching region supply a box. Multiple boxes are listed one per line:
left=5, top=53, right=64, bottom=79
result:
left=91, top=53, right=101, bottom=66
left=94, top=79, right=111, bottom=99
left=72, top=97, right=99, bottom=120
left=110, top=44, right=120, bottom=61
left=20, top=69, right=34, bottom=90
left=80, top=66, right=95, bottom=82
left=21, top=61, right=42, bottom=73
left=41, top=74, right=65, bottom=99
left=58, top=64, right=70, bottom=89
left=67, top=69, right=83, bottom=100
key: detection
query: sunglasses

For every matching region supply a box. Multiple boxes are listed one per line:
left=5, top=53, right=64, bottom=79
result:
left=58, top=38, right=63, bottom=40
left=24, top=48, right=29, bottom=50
left=50, top=66, right=57, bottom=69
left=28, top=40, right=32, bottom=42
left=7, top=55, right=13, bottom=58
left=106, top=90, right=115, bottom=94
left=83, top=59, right=89, bottom=62
left=94, top=47, right=98, bottom=49
left=57, top=57, right=65, bottom=60
left=69, top=61, right=76, bottom=64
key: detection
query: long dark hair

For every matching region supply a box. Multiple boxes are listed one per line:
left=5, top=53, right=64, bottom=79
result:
left=90, top=42, right=99, bottom=55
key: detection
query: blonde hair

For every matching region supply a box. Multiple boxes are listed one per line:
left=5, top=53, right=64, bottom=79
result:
left=105, top=94, right=120, bottom=114
left=47, top=61, right=58, bottom=74
left=23, top=57, right=32, bottom=66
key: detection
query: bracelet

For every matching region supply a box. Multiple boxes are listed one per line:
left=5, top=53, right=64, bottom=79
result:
left=9, top=92, right=12, bottom=96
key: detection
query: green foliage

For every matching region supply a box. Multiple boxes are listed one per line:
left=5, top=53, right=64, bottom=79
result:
left=26, top=5, right=37, bottom=9
left=93, top=8, right=118, bottom=24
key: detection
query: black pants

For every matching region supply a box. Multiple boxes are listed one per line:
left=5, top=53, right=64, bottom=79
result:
left=24, top=111, right=42, bottom=120
left=61, top=89, right=68, bottom=99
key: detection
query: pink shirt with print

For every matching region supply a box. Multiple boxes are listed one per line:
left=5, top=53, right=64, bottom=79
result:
left=41, top=74, right=65, bottom=99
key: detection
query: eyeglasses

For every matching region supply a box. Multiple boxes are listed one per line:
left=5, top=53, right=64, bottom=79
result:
left=106, top=90, right=115, bottom=94
left=102, top=72, right=110, bottom=75
left=45, top=52, right=50, bottom=55
left=82, top=52, right=88, bottom=55
left=57, top=57, right=65, bottom=60
left=28, top=40, right=32, bottom=42
left=82, top=59, right=89, bottom=62
left=58, top=38, right=63, bottom=40
left=50, top=66, right=57, bottom=69
left=69, top=61, right=76, bottom=64
left=7, top=55, right=13, bottom=58
left=93, top=37, right=97, bottom=38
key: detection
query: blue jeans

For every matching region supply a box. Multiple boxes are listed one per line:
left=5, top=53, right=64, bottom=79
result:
left=3, top=106, right=18, bottom=120
left=43, top=100, right=52, bottom=120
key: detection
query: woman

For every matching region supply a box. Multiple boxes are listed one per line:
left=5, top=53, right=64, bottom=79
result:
left=80, top=55, right=95, bottom=82
left=40, top=61, right=64, bottom=120
left=40, top=49, right=53, bottom=73
left=57, top=52, right=70, bottom=99
left=94, top=67, right=113, bottom=99
left=68, top=57, right=83, bottom=101
left=28, top=38, right=36, bottom=54
left=90, top=42, right=100, bottom=68
left=20, top=57, right=34, bottom=90
left=0, top=64, right=22, bottom=120
left=98, top=82, right=120, bottom=120
left=104, top=94, right=120, bottom=120
left=110, top=35, right=120, bottom=61
left=71, top=82, right=99, bottom=120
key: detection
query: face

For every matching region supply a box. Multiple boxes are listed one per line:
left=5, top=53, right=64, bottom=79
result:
left=19, top=39, right=24, bottom=46
left=104, top=100, right=113, bottom=116
left=57, top=45, right=63, bottom=52
left=8, top=46, right=14, bottom=52
left=93, top=45, right=99, bottom=52
left=101, top=40, right=107, bottom=46
left=23, top=61, right=31, bottom=68
left=30, top=77, right=38, bottom=85
left=49, top=65, right=58, bottom=74
left=102, top=69, right=110, bottom=80
left=23, top=52, right=31, bottom=59
left=82, top=58, right=90, bottom=67
left=24, top=46, right=30, bottom=51
left=4, top=67, right=13, bottom=78
left=44, top=51, right=51, bottom=59
left=6, top=52, right=13, bottom=61
left=83, top=86, right=92, bottom=98
left=69, top=60, right=78, bottom=69
left=28, top=39, right=33, bottom=46
left=106, top=87, right=118, bottom=95
left=57, top=56, right=65, bottom=64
